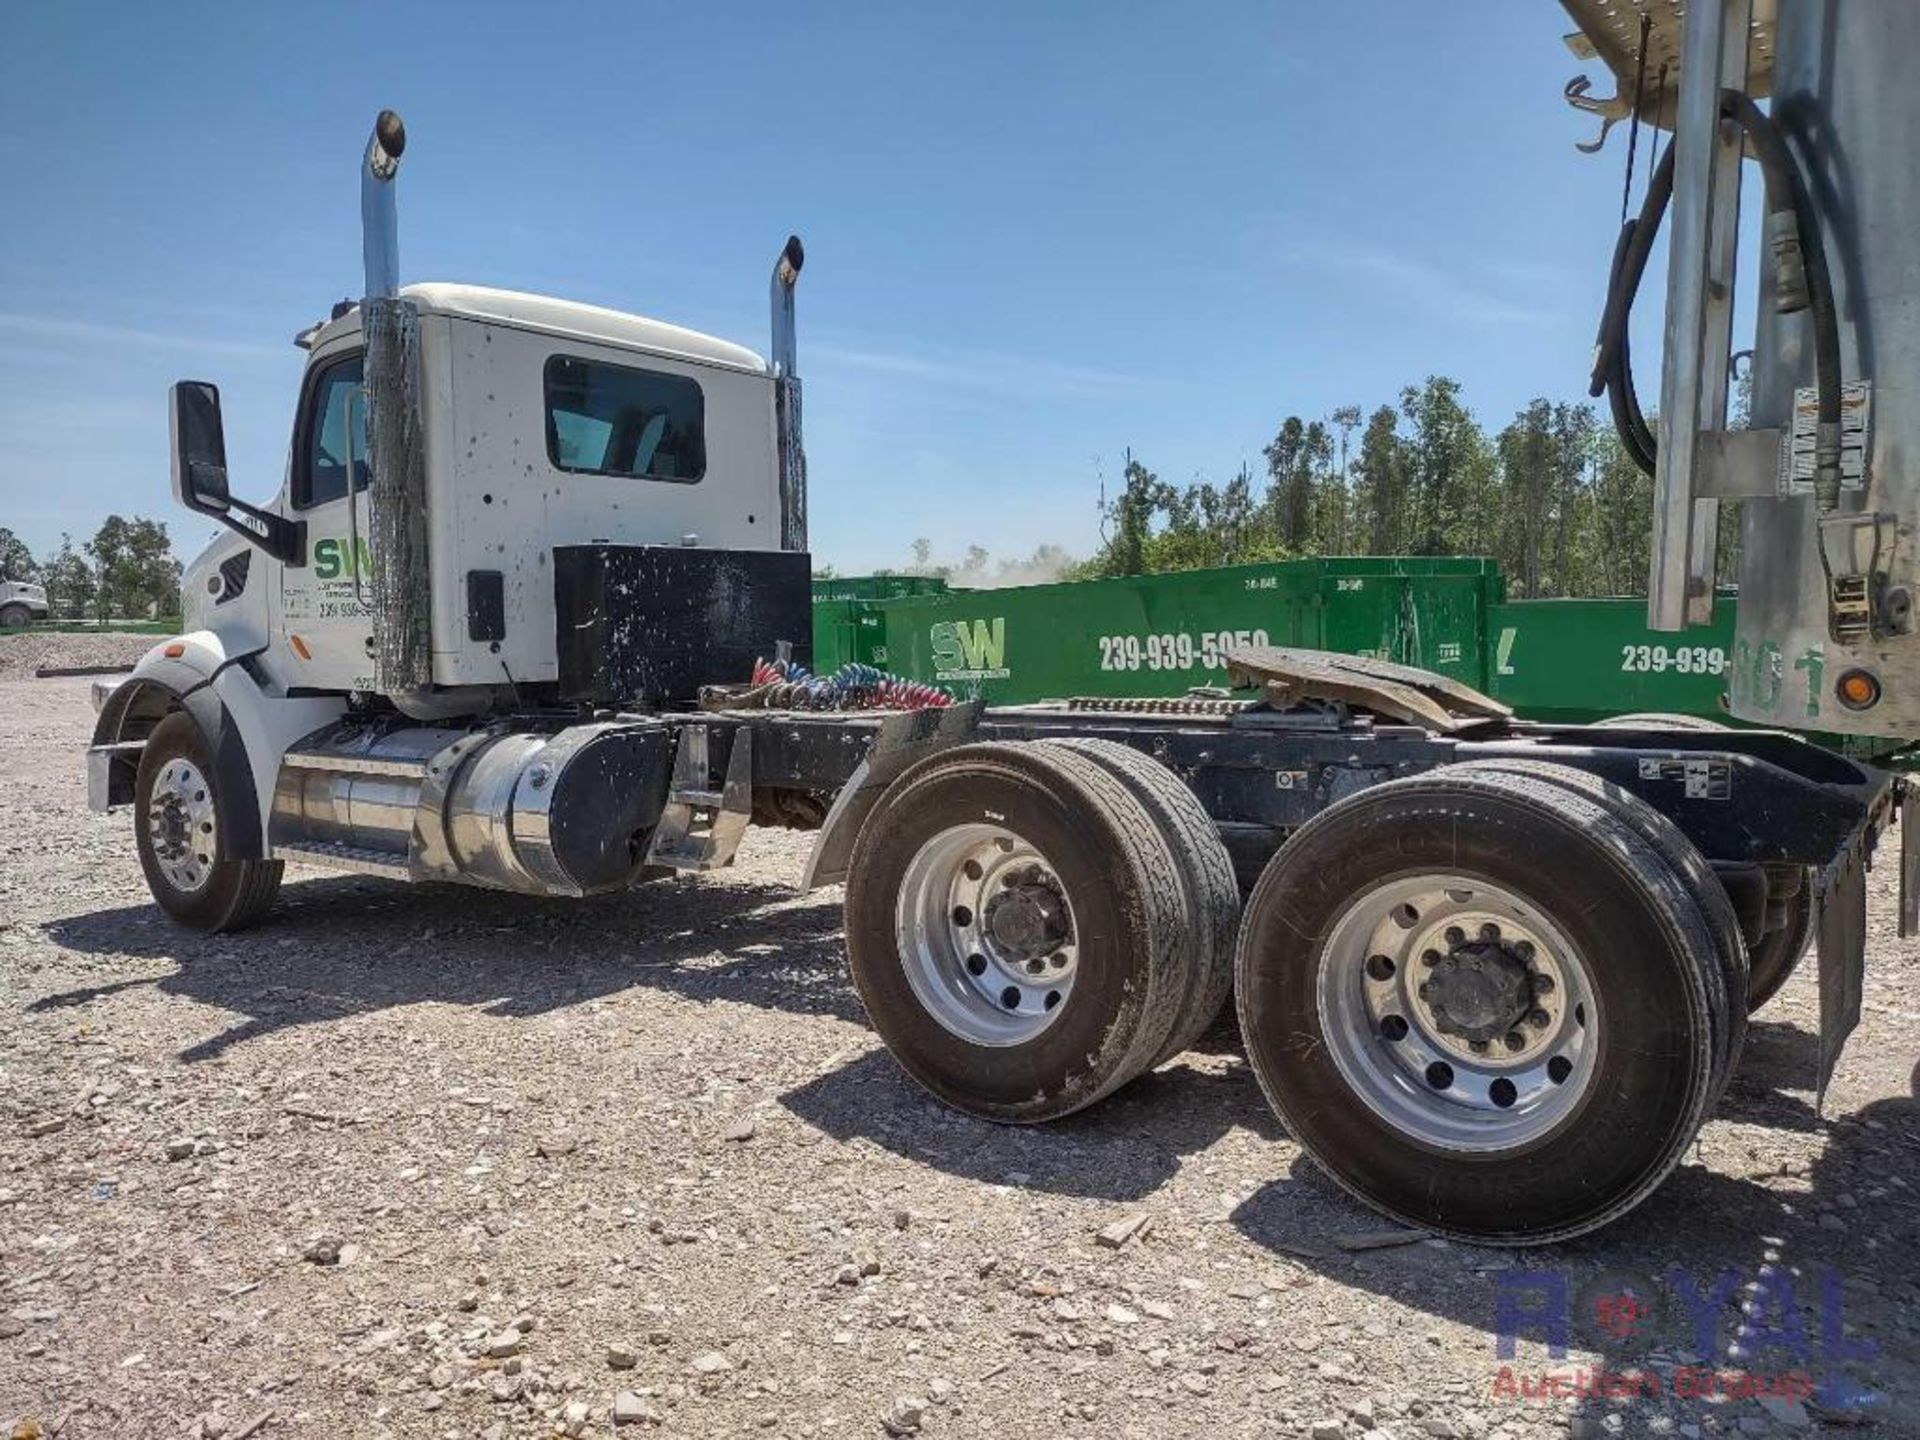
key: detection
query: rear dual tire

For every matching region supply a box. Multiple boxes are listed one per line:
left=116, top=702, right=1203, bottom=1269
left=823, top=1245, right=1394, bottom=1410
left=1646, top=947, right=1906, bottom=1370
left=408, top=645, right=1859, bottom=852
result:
left=1234, top=764, right=1727, bottom=1244
left=843, top=740, right=1236, bottom=1123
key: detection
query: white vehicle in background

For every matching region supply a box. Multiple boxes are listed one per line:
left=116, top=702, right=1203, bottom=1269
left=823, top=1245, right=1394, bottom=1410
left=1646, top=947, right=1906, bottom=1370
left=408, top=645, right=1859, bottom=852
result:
left=0, top=574, right=50, bottom=628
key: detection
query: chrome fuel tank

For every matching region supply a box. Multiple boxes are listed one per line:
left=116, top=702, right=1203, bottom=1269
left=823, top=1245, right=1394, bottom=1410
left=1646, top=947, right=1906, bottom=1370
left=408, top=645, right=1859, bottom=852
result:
left=270, top=718, right=671, bottom=895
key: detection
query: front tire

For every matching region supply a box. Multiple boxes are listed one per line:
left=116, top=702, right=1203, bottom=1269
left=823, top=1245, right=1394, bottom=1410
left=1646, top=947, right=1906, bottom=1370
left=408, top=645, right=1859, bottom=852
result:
left=0, top=602, right=30, bottom=629
left=1235, top=766, right=1722, bottom=1244
left=135, top=712, right=282, bottom=932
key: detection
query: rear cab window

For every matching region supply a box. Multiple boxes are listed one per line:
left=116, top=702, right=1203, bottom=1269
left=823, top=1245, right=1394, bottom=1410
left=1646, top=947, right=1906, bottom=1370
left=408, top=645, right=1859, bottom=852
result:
left=544, top=355, right=705, bottom=483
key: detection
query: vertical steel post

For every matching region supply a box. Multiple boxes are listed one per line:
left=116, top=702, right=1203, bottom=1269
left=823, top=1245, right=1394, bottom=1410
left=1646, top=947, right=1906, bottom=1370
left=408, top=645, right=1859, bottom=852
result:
left=1652, top=0, right=1750, bottom=630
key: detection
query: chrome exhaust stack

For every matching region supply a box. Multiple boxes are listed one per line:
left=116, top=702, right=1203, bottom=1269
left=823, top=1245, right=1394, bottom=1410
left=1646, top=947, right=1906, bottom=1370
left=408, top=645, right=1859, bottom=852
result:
left=360, top=110, right=406, bottom=299
left=358, top=109, right=444, bottom=711
left=771, top=235, right=807, bottom=552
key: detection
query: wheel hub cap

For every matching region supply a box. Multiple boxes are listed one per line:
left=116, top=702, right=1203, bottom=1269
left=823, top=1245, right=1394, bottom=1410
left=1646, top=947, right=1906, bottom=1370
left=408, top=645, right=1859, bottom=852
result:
left=1316, top=875, right=1597, bottom=1153
left=1423, top=942, right=1533, bottom=1041
left=146, top=757, right=217, bottom=894
left=984, top=875, right=1069, bottom=961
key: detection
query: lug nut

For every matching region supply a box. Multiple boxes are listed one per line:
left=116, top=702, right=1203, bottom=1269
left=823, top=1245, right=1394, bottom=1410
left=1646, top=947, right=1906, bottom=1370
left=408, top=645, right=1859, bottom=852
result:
left=1527, top=1008, right=1550, bottom=1028
left=1421, top=949, right=1441, bottom=967
left=1444, top=926, right=1466, bottom=947
left=1531, top=972, right=1555, bottom=994
left=1418, top=982, right=1433, bottom=1000
left=1479, top=923, right=1501, bottom=942
left=1503, top=1031, right=1527, bottom=1052
left=1515, top=941, right=1536, bottom=961
left=1468, top=1039, right=1490, bottom=1054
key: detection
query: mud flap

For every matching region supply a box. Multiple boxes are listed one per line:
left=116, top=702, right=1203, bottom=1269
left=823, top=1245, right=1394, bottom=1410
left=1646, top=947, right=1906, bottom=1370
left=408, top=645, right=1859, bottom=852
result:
left=1815, top=845, right=1868, bottom=1108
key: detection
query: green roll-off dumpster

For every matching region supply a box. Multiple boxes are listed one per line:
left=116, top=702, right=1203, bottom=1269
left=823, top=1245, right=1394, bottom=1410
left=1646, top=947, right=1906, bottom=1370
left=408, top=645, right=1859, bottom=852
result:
left=1482, top=594, right=1737, bottom=724
left=866, top=557, right=1503, bottom=705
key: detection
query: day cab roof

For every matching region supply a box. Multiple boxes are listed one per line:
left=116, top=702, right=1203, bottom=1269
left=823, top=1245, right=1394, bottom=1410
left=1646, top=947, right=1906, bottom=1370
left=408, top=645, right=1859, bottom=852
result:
left=305, top=283, right=769, bottom=375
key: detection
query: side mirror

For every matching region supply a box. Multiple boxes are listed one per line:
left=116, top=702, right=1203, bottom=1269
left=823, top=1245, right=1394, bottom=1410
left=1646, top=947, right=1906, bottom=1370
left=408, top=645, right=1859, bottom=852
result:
left=170, top=381, right=231, bottom=514
left=165, top=380, right=307, bottom=567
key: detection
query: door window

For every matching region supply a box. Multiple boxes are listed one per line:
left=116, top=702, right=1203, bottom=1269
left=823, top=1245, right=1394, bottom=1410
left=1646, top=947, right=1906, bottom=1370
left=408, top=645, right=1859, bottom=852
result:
left=295, top=355, right=368, bottom=509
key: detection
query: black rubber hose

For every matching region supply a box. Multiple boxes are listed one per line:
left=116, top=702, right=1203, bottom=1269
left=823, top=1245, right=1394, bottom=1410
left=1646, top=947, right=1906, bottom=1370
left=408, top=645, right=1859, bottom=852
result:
left=1589, top=145, right=1675, bottom=474
left=1591, top=146, right=1675, bottom=404
left=1586, top=93, right=1842, bottom=496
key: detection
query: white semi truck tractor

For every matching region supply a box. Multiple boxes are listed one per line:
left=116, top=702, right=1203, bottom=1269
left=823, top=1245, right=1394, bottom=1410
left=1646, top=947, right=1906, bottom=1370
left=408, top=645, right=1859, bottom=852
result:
left=89, top=0, right=1912, bottom=1244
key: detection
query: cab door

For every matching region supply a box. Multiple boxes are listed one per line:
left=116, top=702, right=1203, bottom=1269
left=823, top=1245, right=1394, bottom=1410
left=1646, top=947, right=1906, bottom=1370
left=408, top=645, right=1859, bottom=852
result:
left=278, top=348, right=376, bottom=690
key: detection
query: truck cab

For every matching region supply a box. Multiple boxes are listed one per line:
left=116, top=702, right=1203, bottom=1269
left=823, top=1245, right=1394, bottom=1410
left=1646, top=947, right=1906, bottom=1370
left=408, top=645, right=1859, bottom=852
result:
left=185, top=283, right=790, bottom=700
left=0, top=571, right=50, bottom=628
left=92, top=111, right=812, bottom=930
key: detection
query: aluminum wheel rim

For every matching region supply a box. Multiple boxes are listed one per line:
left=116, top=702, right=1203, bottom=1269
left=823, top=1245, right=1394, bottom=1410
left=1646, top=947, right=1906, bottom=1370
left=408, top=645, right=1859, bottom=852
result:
left=895, top=823, right=1078, bottom=1047
left=1316, top=873, right=1598, bottom=1153
left=146, top=756, right=218, bottom=894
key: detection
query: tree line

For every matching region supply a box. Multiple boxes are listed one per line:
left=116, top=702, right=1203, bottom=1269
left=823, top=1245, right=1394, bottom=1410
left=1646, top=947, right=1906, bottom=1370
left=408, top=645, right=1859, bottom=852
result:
left=1069, top=375, right=1730, bottom=598
left=0, top=518, right=183, bottom=623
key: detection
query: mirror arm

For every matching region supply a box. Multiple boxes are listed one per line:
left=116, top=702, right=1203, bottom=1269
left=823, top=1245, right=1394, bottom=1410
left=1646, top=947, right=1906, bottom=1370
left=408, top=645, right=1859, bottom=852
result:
left=210, top=499, right=306, bottom=568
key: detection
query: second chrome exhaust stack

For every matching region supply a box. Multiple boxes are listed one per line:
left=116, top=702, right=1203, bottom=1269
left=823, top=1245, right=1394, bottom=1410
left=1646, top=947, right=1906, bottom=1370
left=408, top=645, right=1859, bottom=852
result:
left=771, top=235, right=807, bottom=553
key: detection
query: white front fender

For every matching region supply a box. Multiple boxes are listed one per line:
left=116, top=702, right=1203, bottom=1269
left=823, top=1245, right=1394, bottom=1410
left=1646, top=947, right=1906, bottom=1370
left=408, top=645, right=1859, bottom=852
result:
left=89, top=631, right=346, bottom=855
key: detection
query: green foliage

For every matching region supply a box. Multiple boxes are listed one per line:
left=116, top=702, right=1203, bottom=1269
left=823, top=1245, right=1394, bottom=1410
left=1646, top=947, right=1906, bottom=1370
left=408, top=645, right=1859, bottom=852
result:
left=1072, top=378, right=1664, bottom=598
left=42, top=534, right=97, bottom=619
left=0, top=528, right=36, bottom=582
left=86, top=515, right=182, bottom=622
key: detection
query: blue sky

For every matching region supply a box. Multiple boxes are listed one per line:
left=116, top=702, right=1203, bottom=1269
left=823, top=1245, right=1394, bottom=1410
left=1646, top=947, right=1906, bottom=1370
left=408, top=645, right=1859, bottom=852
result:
left=0, top=2, right=1662, bottom=575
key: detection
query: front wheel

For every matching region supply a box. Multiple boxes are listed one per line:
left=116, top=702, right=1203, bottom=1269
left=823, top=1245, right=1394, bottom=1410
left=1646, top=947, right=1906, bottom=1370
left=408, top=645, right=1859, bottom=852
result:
left=1235, top=765, right=1724, bottom=1244
left=0, top=602, right=30, bottom=629
left=134, top=712, right=282, bottom=931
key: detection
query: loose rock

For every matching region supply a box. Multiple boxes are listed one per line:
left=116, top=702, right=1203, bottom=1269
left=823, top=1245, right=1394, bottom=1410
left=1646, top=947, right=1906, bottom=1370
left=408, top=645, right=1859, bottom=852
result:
left=883, top=1395, right=927, bottom=1435
left=613, top=1391, right=662, bottom=1426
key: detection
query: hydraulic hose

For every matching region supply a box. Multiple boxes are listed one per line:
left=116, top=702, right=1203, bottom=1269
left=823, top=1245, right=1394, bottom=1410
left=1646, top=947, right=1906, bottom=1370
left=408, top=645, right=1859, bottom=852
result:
left=1588, top=90, right=1842, bottom=509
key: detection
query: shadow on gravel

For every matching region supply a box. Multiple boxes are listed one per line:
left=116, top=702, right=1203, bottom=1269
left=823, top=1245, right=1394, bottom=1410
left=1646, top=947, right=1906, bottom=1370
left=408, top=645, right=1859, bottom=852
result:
left=779, top=1022, right=1287, bottom=1202
left=1714, top=1018, right=1825, bottom=1133
left=1231, top=1089, right=1920, bottom=1433
left=36, top=870, right=857, bottom=1059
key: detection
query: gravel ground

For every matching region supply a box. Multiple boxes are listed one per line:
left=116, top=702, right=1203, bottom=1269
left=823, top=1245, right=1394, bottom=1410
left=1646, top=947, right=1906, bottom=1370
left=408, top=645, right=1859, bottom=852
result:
left=2, top=675, right=1917, bottom=1440
left=0, top=632, right=160, bottom=683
